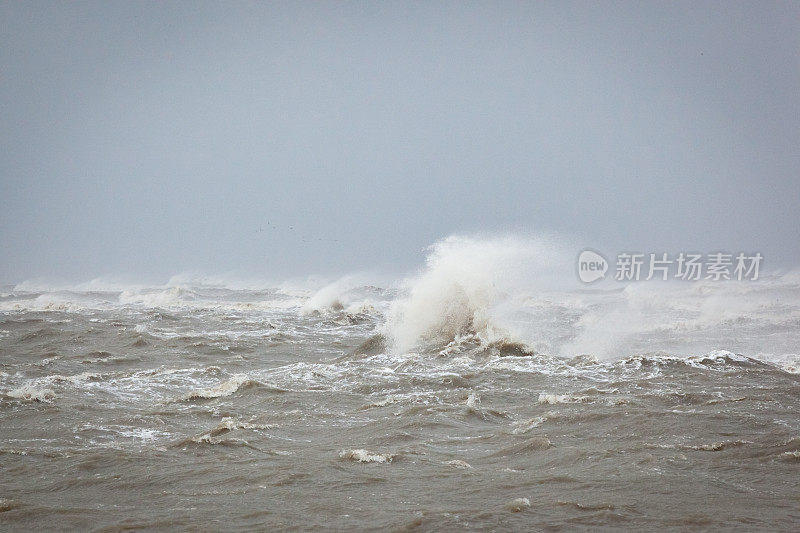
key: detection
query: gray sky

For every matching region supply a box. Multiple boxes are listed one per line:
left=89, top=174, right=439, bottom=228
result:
left=1, top=1, right=798, bottom=283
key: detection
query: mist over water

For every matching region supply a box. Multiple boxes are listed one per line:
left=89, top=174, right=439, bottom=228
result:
left=2, top=2, right=800, bottom=282
left=1, top=235, right=799, bottom=530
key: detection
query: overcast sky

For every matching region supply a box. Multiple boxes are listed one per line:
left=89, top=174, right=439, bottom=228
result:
left=1, top=1, right=798, bottom=283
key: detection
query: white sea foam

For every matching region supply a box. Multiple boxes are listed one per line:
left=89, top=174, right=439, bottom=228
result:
left=339, top=449, right=395, bottom=463
left=186, top=374, right=253, bottom=400
left=0, top=291, right=116, bottom=312
left=43, top=372, right=102, bottom=384
left=504, top=497, right=531, bottom=512
left=209, top=417, right=274, bottom=435
left=119, top=287, right=196, bottom=308
left=511, top=417, right=546, bottom=434
left=537, top=393, right=593, bottom=404
left=300, top=275, right=390, bottom=317
left=7, top=385, right=56, bottom=402
left=300, top=276, right=359, bottom=315
left=538, top=393, right=570, bottom=404
left=444, top=459, right=473, bottom=469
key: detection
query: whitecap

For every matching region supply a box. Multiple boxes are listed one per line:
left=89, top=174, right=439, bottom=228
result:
left=339, top=449, right=395, bottom=463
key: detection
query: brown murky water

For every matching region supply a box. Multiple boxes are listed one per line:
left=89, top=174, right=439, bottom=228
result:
left=1, top=282, right=799, bottom=531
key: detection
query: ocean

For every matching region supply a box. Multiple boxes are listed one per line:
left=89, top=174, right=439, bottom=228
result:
left=1, top=237, right=798, bottom=531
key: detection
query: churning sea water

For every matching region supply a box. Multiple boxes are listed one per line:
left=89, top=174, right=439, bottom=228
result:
left=1, top=237, right=799, bottom=531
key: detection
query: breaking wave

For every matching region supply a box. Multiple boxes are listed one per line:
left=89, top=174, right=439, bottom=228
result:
left=339, top=449, right=396, bottom=464
left=384, top=234, right=571, bottom=354
left=3, top=233, right=800, bottom=365
left=6, top=385, right=56, bottom=402
left=2, top=235, right=799, bottom=531
left=184, top=375, right=259, bottom=400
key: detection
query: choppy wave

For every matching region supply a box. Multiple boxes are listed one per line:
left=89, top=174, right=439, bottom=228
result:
left=339, top=449, right=396, bottom=463
left=3, top=234, right=800, bottom=366
left=2, top=255, right=800, bottom=531
left=184, top=374, right=257, bottom=400
left=504, top=497, right=532, bottom=512
left=3, top=234, right=800, bottom=531
left=6, top=385, right=56, bottom=402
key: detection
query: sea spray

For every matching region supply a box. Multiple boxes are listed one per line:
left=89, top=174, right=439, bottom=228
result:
left=383, top=234, right=572, bottom=353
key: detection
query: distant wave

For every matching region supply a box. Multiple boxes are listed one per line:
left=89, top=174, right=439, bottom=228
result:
left=3, top=234, right=800, bottom=365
